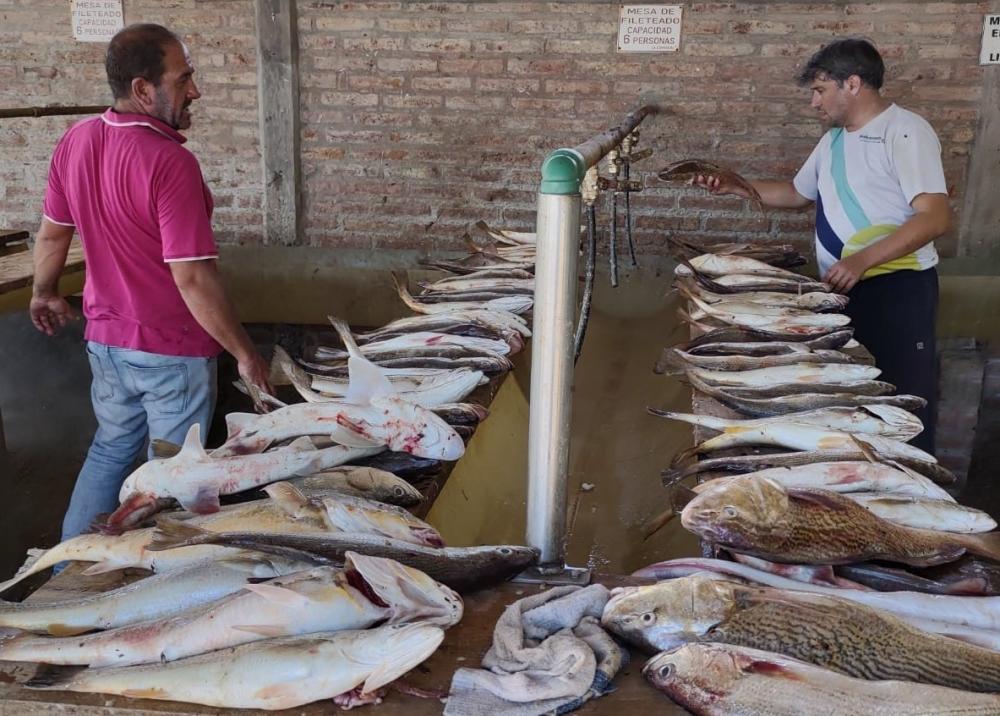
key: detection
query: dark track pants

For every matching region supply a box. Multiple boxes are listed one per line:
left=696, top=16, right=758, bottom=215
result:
left=844, top=268, right=938, bottom=456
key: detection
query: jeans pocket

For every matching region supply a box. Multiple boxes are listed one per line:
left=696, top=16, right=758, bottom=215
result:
left=85, top=343, right=115, bottom=402
left=124, top=361, right=189, bottom=416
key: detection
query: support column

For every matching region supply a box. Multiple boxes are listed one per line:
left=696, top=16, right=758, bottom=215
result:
left=254, top=0, right=302, bottom=246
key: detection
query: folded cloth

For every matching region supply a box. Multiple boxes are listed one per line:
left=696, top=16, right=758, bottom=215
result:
left=445, top=584, right=626, bottom=716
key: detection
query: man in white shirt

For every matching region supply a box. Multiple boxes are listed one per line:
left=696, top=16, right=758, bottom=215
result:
left=695, top=38, right=952, bottom=455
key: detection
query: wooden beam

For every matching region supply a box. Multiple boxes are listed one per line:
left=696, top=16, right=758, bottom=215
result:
left=958, top=62, right=1000, bottom=258
left=254, top=0, right=302, bottom=246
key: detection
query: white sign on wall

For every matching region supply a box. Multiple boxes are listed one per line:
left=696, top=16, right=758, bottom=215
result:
left=617, top=5, right=683, bottom=53
left=71, top=0, right=124, bottom=43
left=982, top=15, right=1000, bottom=64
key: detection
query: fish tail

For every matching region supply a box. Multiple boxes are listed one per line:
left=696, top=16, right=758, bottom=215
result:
left=147, top=518, right=216, bottom=552
left=962, top=531, right=1000, bottom=563
left=269, top=345, right=300, bottom=387
left=327, top=316, right=364, bottom=359
left=0, top=545, right=73, bottom=596
left=654, top=347, right=688, bottom=375
left=391, top=273, right=426, bottom=314
left=24, top=664, right=87, bottom=690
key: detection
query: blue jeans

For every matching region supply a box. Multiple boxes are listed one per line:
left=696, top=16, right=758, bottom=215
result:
left=61, top=342, right=217, bottom=541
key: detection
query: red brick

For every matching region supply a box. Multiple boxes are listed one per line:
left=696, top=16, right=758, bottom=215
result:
left=411, top=76, right=472, bottom=92
left=408, top=37, right=473, bottom=52
left=477, top=77, right=539, bottom=93
left=376, top=57, right=438, bottom=72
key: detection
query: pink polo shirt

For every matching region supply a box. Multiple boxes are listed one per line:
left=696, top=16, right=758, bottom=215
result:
left=42, top=109, right=222, bottom=357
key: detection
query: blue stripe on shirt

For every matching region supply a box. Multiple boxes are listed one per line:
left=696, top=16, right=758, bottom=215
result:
left=815, top=192, right=843, bottom=260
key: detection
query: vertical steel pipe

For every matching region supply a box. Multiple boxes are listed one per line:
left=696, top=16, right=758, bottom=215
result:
left=526, top=191, right=582, bottom=569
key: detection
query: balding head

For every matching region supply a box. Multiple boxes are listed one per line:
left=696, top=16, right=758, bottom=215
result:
left=105, top=23, right=181, bottom=100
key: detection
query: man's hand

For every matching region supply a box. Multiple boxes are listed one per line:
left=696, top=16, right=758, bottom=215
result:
left=29, top=294, right=78, bottom=336
left=693, top=174, right=752, bottom=199
left=237, top=352, right=274, bottom=396
left=823, top=253, right=871, bottom=294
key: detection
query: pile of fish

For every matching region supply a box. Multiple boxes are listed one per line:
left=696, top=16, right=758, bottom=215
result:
left=621, top=248, right=1000, bottom=713
left=0, top=225, right=544, bottom=710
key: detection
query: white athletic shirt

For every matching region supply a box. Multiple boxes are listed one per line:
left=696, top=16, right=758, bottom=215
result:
left=793, top=104, right=947, bottom=278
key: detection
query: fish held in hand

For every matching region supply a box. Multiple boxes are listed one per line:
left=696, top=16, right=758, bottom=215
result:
left=25, top=622, right=445, bottom=711
left=644, top=642, right=1000, bottom=716
left=681, top=476, right=1000, bottom=566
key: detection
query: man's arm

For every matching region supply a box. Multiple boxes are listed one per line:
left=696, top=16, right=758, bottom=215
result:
left=823, top=193, right=953, bottom=294
left=169, top=260, right=272, bottom=392
left=695, top=175, right=813, bottom=210
left=30, top=218, right=78, bottom=335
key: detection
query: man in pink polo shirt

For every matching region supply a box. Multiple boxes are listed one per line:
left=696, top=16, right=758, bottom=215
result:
left=30, top=23, right=271, bottom=540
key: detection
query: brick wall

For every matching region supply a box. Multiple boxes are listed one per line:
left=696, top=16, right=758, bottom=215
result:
left=0, top=1, right=992, bottom=255
left=0, top=0, right=261, bottom=243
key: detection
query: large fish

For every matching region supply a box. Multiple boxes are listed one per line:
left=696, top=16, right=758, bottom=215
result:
left=212, top=325, right=465, bottom=460
left=837, top=560, right=1000, bottom=597
left=657, top=346, right=857, bottom=373
left=393, top=272, right=533, bottom=315
left=687, top=370, right=927, bottom=418
left=606, top=574, right=1000, bottom=692
left=680, top=477, right=1000, bottom=566
left=632, top=558, right=1000, bottom=639
left=313, top=331, right=514, bottom=360
left=0, top=488, right=351, bottom=594
left=147, top=520, right=537, bottom=593
left=355, top=307, right=531, bottom=341
left=261, top=482, right=443, bottom=547
left=0, top=558, right=298, bottom=635
left=649, top=406, right=923, bottom=442
left=690, top=363, right=881, bottom=388
left=420, top=277, right=535, bottom=293
left=0, top=553, right=460, bottom=667
left=26, top=622, right=444, bottom=710
left=272, top=345, right=483, bottom=409
left=848, top=494, right=996, bottom=534
left=673, top=254, right=809, bottom=281
left=286, top=466, right=423, bottom=507
left=679, top=281, right=848, bottom=312
left=682, top=292, right=850, bottom=333
left=679, top=326, right=853, bottom=350
left=644, top=642, right=1000, bottom=716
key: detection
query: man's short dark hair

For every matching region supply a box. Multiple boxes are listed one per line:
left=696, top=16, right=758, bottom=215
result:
left=105, top=23, right=180, bottom=100
left=797, top=38, right=885, bottom=90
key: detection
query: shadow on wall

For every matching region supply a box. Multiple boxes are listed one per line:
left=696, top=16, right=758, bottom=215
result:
left=0, top=309, right=95, bottom=578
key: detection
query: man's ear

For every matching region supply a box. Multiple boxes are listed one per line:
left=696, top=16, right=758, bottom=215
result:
left=846, top=74, right=863, bottom=96
left=130, top=77, right=154, bottom=108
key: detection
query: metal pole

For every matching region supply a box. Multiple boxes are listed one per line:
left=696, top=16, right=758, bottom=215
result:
left=0, top=105, right=106, bottom=119
left=518, top=105, right=657, bottom=585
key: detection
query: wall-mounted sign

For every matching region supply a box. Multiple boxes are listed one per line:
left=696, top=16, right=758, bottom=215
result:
left=71, top=0, right=124, bottom=43
left=617, top=5, right=683, bottom=53
left=981, top=14, right=1000, bottom=64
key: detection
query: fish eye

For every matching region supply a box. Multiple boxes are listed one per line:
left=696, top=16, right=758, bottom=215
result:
left=499, top=547, right=512, bottom=555
left=723, top=506, right=738, bottom=518
left=641, top=612, right=655, bottom=624
left=394, top=487, right=405, bottom=496
left=658, top=663, right=674, bottom=680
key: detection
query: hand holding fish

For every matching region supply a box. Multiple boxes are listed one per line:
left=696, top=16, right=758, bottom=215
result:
left=692, top=173, right=755, bottom=201
left=237, top=351, right=274, bottom=395
left=824, top=253, right=871, bottom=294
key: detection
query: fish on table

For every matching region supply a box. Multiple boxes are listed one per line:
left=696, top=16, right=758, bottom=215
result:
left=644, top=642, right=1000, bottom=716
left=678, top=326, right=854, bottom=351
left=286, top=466, right=423, bottom=507
left=0, top=553, right=461, bottom=667
left=603, top=573, right=1000, bottom=692
left=680, top=476, right=1000, bottom=567
left=26, top=622, right=445, bottom=711
left=632, top=558, right=1000, bottom=642
left=393, top=272, right=533, bottom=316
left=147, top=519, right=537, bottom=593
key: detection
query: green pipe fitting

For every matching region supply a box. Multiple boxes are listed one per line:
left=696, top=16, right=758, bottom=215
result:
left=540, top=149, right=586, bottom=195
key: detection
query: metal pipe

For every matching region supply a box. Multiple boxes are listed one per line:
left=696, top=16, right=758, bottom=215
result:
left=0, top=105, right=106, bottom=119
left=525, top=192, right=581, bottom=571
left=520, top=105, right=657, bottom=584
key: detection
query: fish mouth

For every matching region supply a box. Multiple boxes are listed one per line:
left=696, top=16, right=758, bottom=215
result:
left=102, top=493, right=164, bottom=534
left=345, top=551, right=463, bottom=627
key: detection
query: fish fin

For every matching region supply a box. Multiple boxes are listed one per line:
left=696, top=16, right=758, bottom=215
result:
left=850, top=434, right=883, bottom=465
left=943, top=577, right=990, bottom=596
left=24, top=664, right=87, bottom=690
left=174, top=486, right=221, bottom=515
left=742, top=657, right=804, bottom=681
left=148, top=518, right=215, bottom=551
left=80, top=560, right=123, bottom=576
left=263, top=482, right=313, bottom=518
left=287, top=436, right=317, bottom=452
left=225, top=412, right=258, bottom=439
left=231, top=625, right=290, bottom=638
left=361, top=625, right=445, bottom=694
left=962, top=531, right=1000, bottom=564
left=268, top=346, right=295, bottom=386
left=0, top=548, right=52, bottom=595
left=150, top=439, right=182, bottom=459
left=46, top=624, right=92, bottom=637
left=122, top=688, right=170, bottom=699
left=176, top=423, right=207, bottom=460
left=331, top=415, right=382, bottom=447
left=785, top=488, right=852, bottom=512
left=241, top=583, right=312, bottom=609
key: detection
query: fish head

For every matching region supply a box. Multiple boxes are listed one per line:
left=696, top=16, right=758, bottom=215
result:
left=680, top=477, right=789, bottom=548
left=344, top=468, right=424, bottom=507
left=643, top=643, right=744, bottom=705
left=371, top=396, right=465, bottom=460
left=319, top=495, right=444, bottom=547
left=345, top=551, right=464, bottom=627
left=456, top=545, right=538, bottom=589
left=601, top=574, right=738, bottom=652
